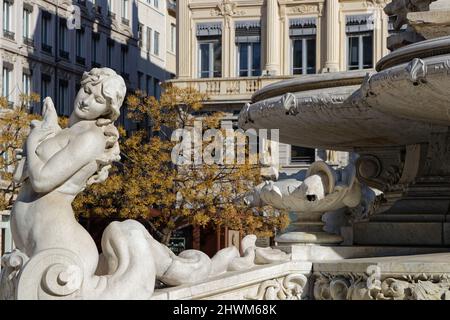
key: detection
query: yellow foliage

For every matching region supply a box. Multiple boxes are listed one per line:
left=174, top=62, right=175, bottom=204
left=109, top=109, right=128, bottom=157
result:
left=0, top=94, right=41, bottom=210
left=43, top=87, right=288, bottom=243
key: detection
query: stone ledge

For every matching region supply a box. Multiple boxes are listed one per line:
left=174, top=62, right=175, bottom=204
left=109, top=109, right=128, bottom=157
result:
left=276, top=244, right=447, bottom=261
left=151, top=261, right=312, bottom=300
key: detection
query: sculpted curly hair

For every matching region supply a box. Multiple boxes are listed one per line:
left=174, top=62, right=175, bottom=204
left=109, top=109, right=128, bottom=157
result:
left=80, top=68, right=126, bottom=122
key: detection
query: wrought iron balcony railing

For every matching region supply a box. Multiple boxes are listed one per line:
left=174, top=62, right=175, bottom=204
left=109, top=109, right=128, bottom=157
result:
left=3, top=29, right=15, bottom=41
left=41, top=43, right=52, bottom=54
left=59, top=50, right=70, bottom=60
left=76, top=55, right=86, bottom=65
left=23, top=36, right=34, bottom=47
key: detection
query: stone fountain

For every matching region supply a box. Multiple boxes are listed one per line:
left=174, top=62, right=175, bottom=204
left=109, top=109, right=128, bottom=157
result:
left=3, top=0, right=450, bottom=301
left=239, top=0, right=450, bottom=250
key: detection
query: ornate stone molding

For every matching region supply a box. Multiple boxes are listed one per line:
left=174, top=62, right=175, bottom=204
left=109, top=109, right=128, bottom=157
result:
left=246, top=273, right=308, bottom=300
left=314, top=272, right=450, bottom=300
left=289, top=4, right=319, bottom=14
left=210, top=0, right=245, bottom=19
left=364, top=0, right=389, bottom=8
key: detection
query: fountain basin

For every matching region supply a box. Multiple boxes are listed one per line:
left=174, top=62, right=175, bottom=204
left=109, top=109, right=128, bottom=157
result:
left=238, top=71, right=437, bottom=150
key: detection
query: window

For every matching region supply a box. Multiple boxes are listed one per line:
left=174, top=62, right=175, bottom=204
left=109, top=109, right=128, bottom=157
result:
left=154, top=0, right=159, bottom=9
left=121, top=45, right=129, bottom=79
left=41, top=12, right=52, bottom=53
left=146, top=75, right=151, bottom=95
left=290, top=146, right=315, bottom=164
left=106, top=39, right=114, bottom=67
left=138, top=23, right=143, bottom=48
left=146, top=27, right=152, bottom=52
left=290, top=18, right=317, bottom=75
left=197, top=22, right=222, bottom=78
left=22, top=71, right=31, bottom=96
left=170, top=23, right=176, bottom=53
left=2, top=66, right=12, bottom=103
left=235, top=21, right=261, bottom=77
left=58, top=80, right=69, bottom=115
left=198, top=41, right=222, bottom=78
left=154, top=31, right=160, bottom=56
left=138, top=72, right=143, bottom=90
left=92, top=0, right=101, bottom=13
left=346, top=15, right=374, bottom=70
left=92, top=33, right=100, bottom=66
left=107, top=0, right=115, bottom=17
left=237, top=43, right=261, bottom=77
left=41, top=74, right=51, bottom=103
left=76, top=27, right=85, bottom=65
left=122, top=0, right=129, bottom=24
left=154, top=78, right=160, bottom=99
left=23, top=6, right=33, bottom=42
left=59, top=19, right=69, bottom=59
left=3, top=0, right=13, bottom=38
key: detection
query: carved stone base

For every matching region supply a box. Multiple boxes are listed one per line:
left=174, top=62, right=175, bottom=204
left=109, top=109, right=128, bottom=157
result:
left=275, top=232, right=343, bottom=245
left=275, top=212, right=343, bottom=245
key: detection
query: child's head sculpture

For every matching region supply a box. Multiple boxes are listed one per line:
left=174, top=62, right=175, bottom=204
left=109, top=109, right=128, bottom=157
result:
left=73, top=68, right=126, bottom=124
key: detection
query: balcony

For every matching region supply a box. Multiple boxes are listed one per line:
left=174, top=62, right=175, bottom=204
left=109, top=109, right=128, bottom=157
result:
left=41, top=43, right=52, bottom=54
left=23, top=37, right=34, bottom=47
left=121, top=17, right=129, bottom=26
left=76, top=55, right=86, bottom=66
left=3, top=29, right=15, bottom=41
left=59, top=50, right=70, bottom=60
left=166, top=76, right=296, bottom=107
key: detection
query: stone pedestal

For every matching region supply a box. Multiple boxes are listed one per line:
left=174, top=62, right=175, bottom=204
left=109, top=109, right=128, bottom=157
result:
left=275, top=212, right=343, bottom=245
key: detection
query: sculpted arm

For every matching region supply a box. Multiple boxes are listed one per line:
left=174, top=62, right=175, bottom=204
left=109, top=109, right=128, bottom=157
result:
left=26, top=128, right=105, bottom=193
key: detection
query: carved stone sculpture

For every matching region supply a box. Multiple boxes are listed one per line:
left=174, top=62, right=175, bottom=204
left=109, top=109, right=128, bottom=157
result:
left=0, top=68, right=289, bottom=300
left=245, top=161, right=372, bottom=245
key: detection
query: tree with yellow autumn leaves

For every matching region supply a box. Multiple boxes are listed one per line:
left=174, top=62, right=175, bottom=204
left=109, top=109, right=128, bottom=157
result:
left=73, top=86, right=289, bottom=244
left=0, top=94, right=41, bottom=211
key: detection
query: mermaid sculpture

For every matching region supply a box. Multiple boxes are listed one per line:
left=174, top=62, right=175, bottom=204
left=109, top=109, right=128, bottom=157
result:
left=0, top=68, right=289, bottom=300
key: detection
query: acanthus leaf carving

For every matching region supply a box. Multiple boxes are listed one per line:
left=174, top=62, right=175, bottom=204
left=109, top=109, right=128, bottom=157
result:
left=314, top=272, right=450, bottom=300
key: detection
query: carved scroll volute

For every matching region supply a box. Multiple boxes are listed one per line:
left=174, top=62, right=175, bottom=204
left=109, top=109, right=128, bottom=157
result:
left=0, top=250, right=29, bottom=300
left=246, top=273, right=308, bottom=300
left=15, top=249, right=84, bottom=300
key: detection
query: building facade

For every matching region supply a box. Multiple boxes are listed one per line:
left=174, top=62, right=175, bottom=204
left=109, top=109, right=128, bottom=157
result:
left=170, top=0, right=392, bottom=172
left=0, top=0, right=177, bottom=257
left=0, top=0, right=176, bottom=119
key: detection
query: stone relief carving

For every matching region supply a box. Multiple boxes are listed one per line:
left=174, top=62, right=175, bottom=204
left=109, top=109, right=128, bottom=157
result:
left=289, top=4, right=319, bottom=14
left=210, top=0, right=245, bottom=19
left=314, top=272, right=450, bottom=300
left=364, top=0, right=389, bottom=7
left=246, top=273, right=308, bottom=300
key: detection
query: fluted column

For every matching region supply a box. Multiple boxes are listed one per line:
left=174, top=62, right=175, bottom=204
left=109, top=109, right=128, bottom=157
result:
left=264, top=0, right=280, bottom=75
left=323, top=0, right=340, bottom=73
left=177, top=0, right=191, bottom=79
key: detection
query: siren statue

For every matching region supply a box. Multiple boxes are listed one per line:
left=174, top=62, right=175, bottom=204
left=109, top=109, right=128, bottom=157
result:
left=0, top=68, right=289, bottom=300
